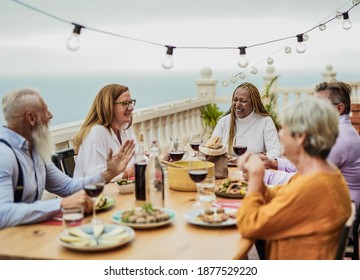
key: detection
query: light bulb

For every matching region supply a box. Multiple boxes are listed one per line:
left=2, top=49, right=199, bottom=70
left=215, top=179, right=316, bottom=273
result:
left=237, top=47, right=249, bottom=68
left=319, top=24, right=326, bottom=31
left=161, top=46, right=175, bottom=70
left=250, top=67, right=258, bottom=74
left=230, top=76, right=237, bottom=84
left=296, top=34, right=306, bottom=54
left=342, top=12, right=352, bottom=30
left=303, top=34, right=309, bottom=41
left=222, top=81, right=229, bottom=87
left=66, top=23, right=84, bottom=51
left=239, top=73, right=246, bottom=79
left=353, top=0, right=360, bottom=5
left=267, top=57, right=274, bottom=65
left=284, top=46, right=292, bottom=54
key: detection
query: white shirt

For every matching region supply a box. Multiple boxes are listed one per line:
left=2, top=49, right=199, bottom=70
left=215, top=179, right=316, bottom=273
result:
left=212, top=111, right=281, bottom=160
left=74, top=125, right=137, bottom=181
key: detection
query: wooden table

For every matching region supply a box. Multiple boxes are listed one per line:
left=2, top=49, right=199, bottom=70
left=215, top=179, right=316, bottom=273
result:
left=0, top=174, right=253, bottom=260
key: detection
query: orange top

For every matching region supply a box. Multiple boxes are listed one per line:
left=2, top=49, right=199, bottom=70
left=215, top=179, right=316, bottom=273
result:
left=236, top=170, right=351, bottom=260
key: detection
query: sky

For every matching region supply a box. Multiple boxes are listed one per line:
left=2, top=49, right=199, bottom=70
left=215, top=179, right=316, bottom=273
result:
left=1, top=0, right=360, bottom=78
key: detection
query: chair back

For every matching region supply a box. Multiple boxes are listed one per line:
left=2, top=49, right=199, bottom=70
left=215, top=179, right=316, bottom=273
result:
left=335, top=202, right=356, bottom=260
left=51, top=148, right=76, bottom=177
left=346, top=203, right=360, bottom=260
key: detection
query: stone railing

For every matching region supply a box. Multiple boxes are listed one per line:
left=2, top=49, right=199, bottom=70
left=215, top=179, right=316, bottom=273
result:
left=51, top=65, right=360, bottom=152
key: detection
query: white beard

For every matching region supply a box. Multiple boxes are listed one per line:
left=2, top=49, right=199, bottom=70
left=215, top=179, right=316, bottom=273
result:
left=32, top=123, right=54, bottom=164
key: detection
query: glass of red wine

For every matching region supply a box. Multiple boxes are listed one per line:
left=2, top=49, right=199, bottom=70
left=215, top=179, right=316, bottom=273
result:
left=188, top=160, right=208, bottom=207
left=83, top=182, right=105, bottom=224
left=189, top=132, right=203, bottom=158
left=233, top=136, right=248, bottom=156
left=169, top=138, right=186, bottom=161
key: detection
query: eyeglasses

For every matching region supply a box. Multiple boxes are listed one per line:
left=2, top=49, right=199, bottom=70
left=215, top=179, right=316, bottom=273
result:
left=114, top=99, right=136, bottom=107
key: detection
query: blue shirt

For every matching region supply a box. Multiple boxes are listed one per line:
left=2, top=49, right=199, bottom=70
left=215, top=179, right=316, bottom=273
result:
left=0, top=126, right=104, bottom=229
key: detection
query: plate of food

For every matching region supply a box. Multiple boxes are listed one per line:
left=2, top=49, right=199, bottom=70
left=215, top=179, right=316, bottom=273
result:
left=184, top=207, right=237, bottom=227
left=215, top=178, right=248, bottom=198
left=112, top=203, right=176, bottom=229
left=95, top=194, right=114, bottom=211
left=116, top=179, right=135, bottom=194
left=58, top=223, right=135, bottom=252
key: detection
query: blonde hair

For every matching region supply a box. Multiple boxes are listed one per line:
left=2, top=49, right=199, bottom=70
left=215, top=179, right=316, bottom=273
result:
left=73, top=84, right=131, bottom=152
left=280, top=97, right=339, bottom=159
left=223, top=82, right=270, bottom=153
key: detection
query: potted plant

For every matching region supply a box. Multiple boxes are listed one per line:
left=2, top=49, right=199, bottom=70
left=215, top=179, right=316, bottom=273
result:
left=200, top=103, right=224, bottom=137
left=262, top=76, right=280, bottom=130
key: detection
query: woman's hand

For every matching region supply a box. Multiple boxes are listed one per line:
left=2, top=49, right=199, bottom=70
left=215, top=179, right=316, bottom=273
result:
left=103, top=140, right=135, bottom=183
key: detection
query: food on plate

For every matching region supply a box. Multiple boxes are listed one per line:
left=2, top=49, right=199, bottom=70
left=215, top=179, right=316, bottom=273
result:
left=216, top=178, right=248, bottom=195
left=120, top=203, right=170, bottom=224
left=205, top=136, right=223, bottom=150
left=117, top=179, right=135, bottom=185
left=95, top=193, right=107, bottom=208
left=93, top=223, right=105, bottom=238
left=197, top=207, right=236, bottom=224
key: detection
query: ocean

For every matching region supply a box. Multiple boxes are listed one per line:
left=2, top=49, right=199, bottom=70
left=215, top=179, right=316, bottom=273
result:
left=1, top=69, right=358, bottom=126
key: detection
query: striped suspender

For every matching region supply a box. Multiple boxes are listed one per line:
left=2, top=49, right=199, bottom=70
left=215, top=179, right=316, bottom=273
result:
left=0, top=139, right=24, bottom=202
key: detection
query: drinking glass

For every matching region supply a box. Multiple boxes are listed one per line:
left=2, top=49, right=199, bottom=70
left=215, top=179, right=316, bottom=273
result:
left=61, top=206, right=84, bottom=233
left=188, top=160, right=208, bottom=207
left=233, top=136, right=248, bottom=156
left=83, top=182, right=105, bottom=224
left=169, top=138, right=186, bottom=161
left=189, top=132, right=203, bottom=158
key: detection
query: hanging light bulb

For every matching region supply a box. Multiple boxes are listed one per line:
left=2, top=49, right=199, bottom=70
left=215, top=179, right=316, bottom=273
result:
left=237, top=47, right=249, bottom=68
left=250, top=67, right=258, bottom=75
left=353, top=0, right=360, bottom=5
left=296, top=34, right=306, bottom=54
left=66, top=23, right=84, bottom=51
left=230, top=76, right=237, bottom=84
left=161, top=45, right=176, bottom=70
left=342, top=12, right=352, bottom=30
left=267, top=57, right=274, bottom=65
left=336, top=11, right=343, bottom=19
left=222, top=81, right=229, bottom=87
left=239, top=73, right=246, bottom=79
left=284, top=46, right=292, bottom=54
left=303, top=34, right=309, bottom=41
left=319, top=24, right=326, bottom=31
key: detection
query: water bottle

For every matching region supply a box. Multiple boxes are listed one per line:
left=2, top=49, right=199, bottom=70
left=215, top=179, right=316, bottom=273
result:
left=145, top=139, right=165, bottom=208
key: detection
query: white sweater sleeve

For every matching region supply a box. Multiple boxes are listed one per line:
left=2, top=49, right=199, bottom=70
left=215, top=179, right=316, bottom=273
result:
left=263, top=117, right=281, bottom=160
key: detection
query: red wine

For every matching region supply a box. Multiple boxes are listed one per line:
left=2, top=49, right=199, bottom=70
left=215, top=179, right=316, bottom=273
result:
left=83, top=184, right=104, bottom=197
left=190, top=142, right=201, bottom=151
left=135, top=162, right=147, bottom=200
left=169, top=151, right=184, bottom=161
left=188, top=170, right=208, bottom=183
left=233, top=146, right=247, bottom=156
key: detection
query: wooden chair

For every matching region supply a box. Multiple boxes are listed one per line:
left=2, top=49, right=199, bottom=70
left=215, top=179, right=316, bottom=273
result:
left=345, top=203, right=360, bottom=260
left=335, top=202, right=356, bottom=260
left=51, top=148, right=76, bottom=177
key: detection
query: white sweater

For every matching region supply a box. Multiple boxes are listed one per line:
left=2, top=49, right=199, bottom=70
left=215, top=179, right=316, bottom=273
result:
left=73, top=124, right=137, bottom=181
left=212, top=111, right=281, bottom=160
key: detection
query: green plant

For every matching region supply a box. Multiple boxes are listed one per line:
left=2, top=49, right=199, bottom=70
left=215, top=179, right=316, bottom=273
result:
left=200, top=103, right=224, bottom=135
left=262, top=76, right=280, bottom=130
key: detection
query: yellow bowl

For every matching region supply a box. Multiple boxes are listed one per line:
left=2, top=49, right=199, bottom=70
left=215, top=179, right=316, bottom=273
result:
left=167, top=160, right=215, bottom=192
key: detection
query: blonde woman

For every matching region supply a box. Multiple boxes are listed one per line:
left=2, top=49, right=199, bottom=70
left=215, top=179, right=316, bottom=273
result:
left=237, top=97, right=351, bottom=259
left=73, top=84, right=137, bottom=181
left=212, top=82, right=280, bottom=160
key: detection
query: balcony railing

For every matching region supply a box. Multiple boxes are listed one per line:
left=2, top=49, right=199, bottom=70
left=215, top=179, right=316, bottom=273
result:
left=51, top=65, right=360, bottom=152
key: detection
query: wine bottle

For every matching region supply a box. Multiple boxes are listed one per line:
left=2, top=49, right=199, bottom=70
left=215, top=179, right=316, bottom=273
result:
left=135, top=133, right=147, bottom=202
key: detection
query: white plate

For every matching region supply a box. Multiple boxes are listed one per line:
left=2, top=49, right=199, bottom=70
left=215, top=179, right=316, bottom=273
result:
left=184, top=207, right=237, bottom=227
left=58, top=223, right=135, bottom=252
left=112, top=208, right=176, bottom=229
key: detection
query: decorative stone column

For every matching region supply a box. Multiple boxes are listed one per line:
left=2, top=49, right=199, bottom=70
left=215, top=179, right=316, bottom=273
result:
left=322, top=65, right=337, bottom=82
left=195, top=67, right=218, bottom=100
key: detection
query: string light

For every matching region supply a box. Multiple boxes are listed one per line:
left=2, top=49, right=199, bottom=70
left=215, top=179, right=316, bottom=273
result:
left=296, top=34, right=306, bottom=54
left=237, top=47, right=249, bottom=68
left=342, top=12, right=352, bottom=30
left=161, top=46, right=176, bottom=70
left=66, top=23, right=84, bottom=51
left=267, top=57, right=274, bottom=65
left=8, top=0, right=359, bottom=74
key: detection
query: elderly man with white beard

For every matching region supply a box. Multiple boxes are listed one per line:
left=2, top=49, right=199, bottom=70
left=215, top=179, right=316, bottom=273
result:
left=0, top=88, right=135, bottom=229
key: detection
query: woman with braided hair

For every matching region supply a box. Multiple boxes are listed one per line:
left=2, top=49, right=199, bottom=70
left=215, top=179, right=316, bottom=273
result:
left=212, top=82, right=281, bottom=160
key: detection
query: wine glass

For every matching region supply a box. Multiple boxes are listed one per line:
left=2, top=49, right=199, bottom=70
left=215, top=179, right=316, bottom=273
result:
left=233, top=136, right=248, bottom=156
left=188, top=160, right=208, bottom=207
left=169, top=138, right=186, bottom=161
left=83, top=182, right=105, bottom=224
left=189, top=132, right=203, bottom=158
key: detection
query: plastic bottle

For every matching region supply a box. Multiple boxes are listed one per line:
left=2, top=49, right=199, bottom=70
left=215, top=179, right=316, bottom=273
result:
left=134, top=133, right=147, bottom=202
left=145, top=139, right=165, bottom=208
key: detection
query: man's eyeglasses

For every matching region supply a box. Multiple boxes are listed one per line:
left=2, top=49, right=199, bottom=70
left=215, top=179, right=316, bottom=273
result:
left=114, top=99, right=136, bottom=107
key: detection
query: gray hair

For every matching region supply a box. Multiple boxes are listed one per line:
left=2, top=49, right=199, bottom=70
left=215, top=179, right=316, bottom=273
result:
left=280, top=97, right=339, bottom=159
left=2, top=88, right=41, bottom=123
